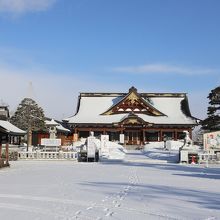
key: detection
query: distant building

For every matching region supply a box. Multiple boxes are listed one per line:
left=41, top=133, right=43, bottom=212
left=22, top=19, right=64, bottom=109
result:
left=32, top=118, right=71, bottom=146
left=65, top=87, right=198, bottom=145
left=0, top=106, right=10, bottom=121
left=0, top=105, right=26, bottom=167
left=0, top=105, right=25, bottom=146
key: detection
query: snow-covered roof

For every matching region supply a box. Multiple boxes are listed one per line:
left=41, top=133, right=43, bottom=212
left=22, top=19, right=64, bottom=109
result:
left=0, top=120, right=26, bottom=135
left=45, top=119, right=70, bottom=133
left=45, top=119, right=59, bottom=126
left=66, top=92, right=197, bottom=126
left=56, top=124, right=70, bottom=133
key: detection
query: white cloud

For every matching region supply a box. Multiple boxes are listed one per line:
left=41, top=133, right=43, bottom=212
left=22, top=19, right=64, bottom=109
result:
left=0, top=0, right=57, bottom=14
left=0, top=47, right=209, bottom=121
left=113, top=63, right=219, bottom=75
left=0, top=65, right=125, bottom=120
left=0, top=64, right=208, bottom=121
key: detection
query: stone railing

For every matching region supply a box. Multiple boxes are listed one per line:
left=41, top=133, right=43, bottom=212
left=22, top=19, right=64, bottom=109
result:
left=198, top=153, right=218, bottom=165
left=18, top=151, right=77, bottom=161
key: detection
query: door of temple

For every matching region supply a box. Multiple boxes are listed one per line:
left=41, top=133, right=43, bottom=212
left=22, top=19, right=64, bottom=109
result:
left=125, top=130, right=141, bottom=145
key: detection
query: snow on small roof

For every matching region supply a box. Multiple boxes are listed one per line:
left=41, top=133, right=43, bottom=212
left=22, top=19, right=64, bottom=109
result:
left=0, top=120, right=26, bottom=135
left=45, top=119, right=59, bottom=126
left=67, top=94, right=197, bottom=125
left=45, top=119, right=70, bottom=133
left=56, top=124, right=70, bottom=133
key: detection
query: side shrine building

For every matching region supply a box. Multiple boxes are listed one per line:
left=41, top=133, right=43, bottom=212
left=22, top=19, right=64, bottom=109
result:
left=66, top=87, right=198, bottom=145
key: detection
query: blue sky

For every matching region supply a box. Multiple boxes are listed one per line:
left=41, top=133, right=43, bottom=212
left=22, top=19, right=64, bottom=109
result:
left=0, top=0, right=220, bottom=120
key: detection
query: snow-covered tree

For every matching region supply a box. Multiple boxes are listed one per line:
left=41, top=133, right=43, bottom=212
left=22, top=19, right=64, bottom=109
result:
left=202, top=86, right=220, bottom=131
left=10, top=98, right=46, bottom=147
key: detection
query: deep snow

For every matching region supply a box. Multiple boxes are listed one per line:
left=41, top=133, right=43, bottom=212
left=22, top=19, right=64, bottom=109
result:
left=0, top=150, right=220, bottom=220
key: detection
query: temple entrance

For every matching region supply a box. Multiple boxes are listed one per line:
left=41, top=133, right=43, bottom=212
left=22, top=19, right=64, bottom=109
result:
left=125, top=130, right=141, bottom=145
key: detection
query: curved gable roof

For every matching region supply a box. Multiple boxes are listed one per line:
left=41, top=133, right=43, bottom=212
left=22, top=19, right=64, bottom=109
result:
left=66, top=87, right=197, bottom=126
left=101, top=87, right=166, bottom=116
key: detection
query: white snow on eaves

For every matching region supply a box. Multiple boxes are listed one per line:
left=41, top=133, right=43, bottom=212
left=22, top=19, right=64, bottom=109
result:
left=67, top=96, right=197, bottom=125
left=0, top=120, right=26, bottom=135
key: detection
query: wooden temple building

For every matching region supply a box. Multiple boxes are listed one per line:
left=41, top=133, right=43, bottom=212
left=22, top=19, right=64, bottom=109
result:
left=65, top=87, right=199, bottom=145
left=32, top=118, right=71, bottom=146
left=0, top=106, right=26, bottom=167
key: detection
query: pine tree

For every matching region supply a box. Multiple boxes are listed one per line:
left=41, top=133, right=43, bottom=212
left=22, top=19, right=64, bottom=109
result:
left=10, top=98, right=46, bottom=147
left=202, top=86, right=220, bottom=131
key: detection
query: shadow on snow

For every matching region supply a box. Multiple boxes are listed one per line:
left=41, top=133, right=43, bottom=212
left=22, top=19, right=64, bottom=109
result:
left=80, top=181, right=220, bottom=210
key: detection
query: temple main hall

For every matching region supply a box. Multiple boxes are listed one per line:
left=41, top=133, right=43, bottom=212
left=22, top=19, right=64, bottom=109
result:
left=65, top=87, right=198, bottom=145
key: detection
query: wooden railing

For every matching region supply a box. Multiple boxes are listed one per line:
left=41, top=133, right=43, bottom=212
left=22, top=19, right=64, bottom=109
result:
left=18, top=151, right=77, bottom=160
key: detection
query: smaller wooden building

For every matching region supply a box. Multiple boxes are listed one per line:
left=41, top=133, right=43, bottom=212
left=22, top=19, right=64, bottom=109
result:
left=32, top=118, right=71, bottom=146
left=0, top=120, right=26, bottom=167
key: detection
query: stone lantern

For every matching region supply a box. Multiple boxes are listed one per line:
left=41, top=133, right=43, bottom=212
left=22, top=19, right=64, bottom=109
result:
left=46, top=119, right=59, bottom=139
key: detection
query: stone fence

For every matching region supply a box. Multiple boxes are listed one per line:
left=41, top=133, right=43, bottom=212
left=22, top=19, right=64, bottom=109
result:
left=198, top=153, right=219, bottom=164
left=18, top=151, right=77, bottom=161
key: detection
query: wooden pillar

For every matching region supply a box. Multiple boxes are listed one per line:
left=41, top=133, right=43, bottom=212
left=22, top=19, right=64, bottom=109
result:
left=142, top=129, right=145, bottom=144
left=73, top=128, right=78, bottom=142
left=103, top=129, right=106, bottom=135
left=174, top=129, right=177, bottom=141
left=159, top=130, right=163, bottom=142
left=0, top=142, right=2, bottom=159
left=5, top=141, right=9, bottom=166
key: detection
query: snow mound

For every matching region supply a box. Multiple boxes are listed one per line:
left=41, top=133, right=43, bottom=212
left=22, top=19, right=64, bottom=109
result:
left=143, top=141, right=202, bottom=163
left=166, top=140, right=184, bottom=150
left=144, top=142, right=179, bottom=163
left=144, top=140, right=184, bottom=150
left=143, top=147, right=179, bottom=163
left=100, top=141, right=126, bottom=160
left=69, top=137, right=126, bottom=161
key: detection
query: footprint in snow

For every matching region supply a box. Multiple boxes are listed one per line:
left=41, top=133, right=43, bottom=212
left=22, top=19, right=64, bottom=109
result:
left=105, top=211, right=114, bottom=217
left=86, top=206, right=93, bottom=210
left=115, top=203, right=121, bottom=208
left=75, top=210, right=81, bottom=215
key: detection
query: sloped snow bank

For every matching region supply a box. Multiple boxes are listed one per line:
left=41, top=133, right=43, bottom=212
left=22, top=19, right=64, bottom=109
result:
left=144, top=142, right=180, bottom=163
left=100, top=141, right=126, bottom=160
left=143, top=141, right=202, bottom=163
left=68, top=138, right=126, bottom=161
left=166, top=140, right=184, bottom=150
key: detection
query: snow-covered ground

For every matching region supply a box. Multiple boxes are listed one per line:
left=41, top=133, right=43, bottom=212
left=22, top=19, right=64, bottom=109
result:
left=0, top=150, right=220, bottom=220
left=144, top=142, right=180, bottom=163
left=143, top=141, right=202, bottom=163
